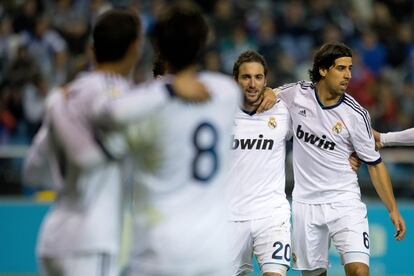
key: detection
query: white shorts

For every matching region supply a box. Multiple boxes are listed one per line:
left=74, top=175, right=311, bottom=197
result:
left=291, top=199, right=370, bottom=271
left=39, top=253, right=118, bottom=276
left=230, top=212, right=291, bottom=275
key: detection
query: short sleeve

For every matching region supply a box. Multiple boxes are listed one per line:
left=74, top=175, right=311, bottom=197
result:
left=275, top=82, right=299, bottom=109
left=349, top=110, right=381, bottom=164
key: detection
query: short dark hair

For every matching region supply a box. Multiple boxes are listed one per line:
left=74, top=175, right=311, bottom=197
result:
left=309, top=42, right=352, bottom=83
left=233, top=50, right=268, bottom=80
left=93, top=8, right=141, bottom=63
left=152, top=1, right=208, bottom=72
left=152, top=54, right=166, bottom=78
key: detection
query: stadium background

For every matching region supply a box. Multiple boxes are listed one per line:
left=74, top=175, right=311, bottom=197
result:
left=0, top=0, right=413, bottom=275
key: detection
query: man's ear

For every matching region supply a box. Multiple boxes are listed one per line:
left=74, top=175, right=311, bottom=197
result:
left=319, top=68, right=327, bottom=77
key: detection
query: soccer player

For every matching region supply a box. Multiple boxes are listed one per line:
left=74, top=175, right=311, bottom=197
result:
left=25, top=8, right=209, bottom=276
left=276, top=42, right=406, bottom=276
left=96, top=2, right=241, bottom=275
left=374, top=127, right=414, bottom=149
left=227, top=50, right=292, bottom=276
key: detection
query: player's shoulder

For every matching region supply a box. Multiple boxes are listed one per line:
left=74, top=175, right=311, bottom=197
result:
left=45, top=87, right=64, bottom=108
left=65, top=72, right=102, bottom=97
left=278, top=80, right=313, bottom=93
left=72, top=71, right=131, bottom=100
left=199, top=71, right=240, bottom=101
left=276, top=80, right=314, bottom=106
left=277, top=81, right=314, bottom=101
left=199, top=70, right=232, bottom=81
left=342, top=92, right=370, bottom=121
left=199, top=71, right=238, bottom=90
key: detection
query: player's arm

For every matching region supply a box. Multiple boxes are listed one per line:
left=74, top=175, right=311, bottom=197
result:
left=351, top=111, right=406, bottom=240
left=375, top=127, right=414, bottom=149
left=255, top=87, right=277, bottom=113
left=23, top=124, right=52, bottom=186
left=51, top=121, right=109, bottom=170
left=95, top=81, right=170, bottom=125
left=367, top=162, right=406, bottom=240
left=50, top=93, right=109, bottom=170
left=23, top=88, right=69, bottom=185
left=96, top=75, right=209, bottom=126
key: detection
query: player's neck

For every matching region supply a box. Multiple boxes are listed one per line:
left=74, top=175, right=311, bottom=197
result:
left=170, top=64, right=199, bottom=76
left=95, top=62, right=131, bottom=78
left=315, top=81, right=342, bottom=106
left=242, top=102, right=257, bottom=112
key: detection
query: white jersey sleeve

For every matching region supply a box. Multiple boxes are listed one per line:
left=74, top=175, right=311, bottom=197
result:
left=49, top=92, right=108, bottom=169
left=381, top=127, right=414, bottom=146
left=23, top=122, right=52, bottom=187
left=274, top=82, right=298, bottom=108
left=23, top=89, right=66, bottom=187
left=344, top=96, right=381, bottom=164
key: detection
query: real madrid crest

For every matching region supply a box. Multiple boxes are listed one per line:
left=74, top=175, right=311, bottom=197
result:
left=268, top=116, right=277, bottom=129
left=110, top=87, right=121, bottom=98
left=332, top=121, right=343, bottom=134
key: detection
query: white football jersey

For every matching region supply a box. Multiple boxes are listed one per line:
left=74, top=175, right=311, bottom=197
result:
left=277, top=81, right=381, bottom=204
left=123, top=72, right=241, bottom=274
left=35, top=72, right=135, bottom=257
left=227, top=100, right=292, bottom=221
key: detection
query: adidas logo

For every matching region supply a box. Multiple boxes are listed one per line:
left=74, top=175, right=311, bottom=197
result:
left=298, top=109, right=307, bottom=117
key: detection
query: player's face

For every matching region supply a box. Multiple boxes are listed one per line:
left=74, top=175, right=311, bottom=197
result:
left=237, top=62, right=267, bottom=107
left=320, top=57, right=352, bottom=96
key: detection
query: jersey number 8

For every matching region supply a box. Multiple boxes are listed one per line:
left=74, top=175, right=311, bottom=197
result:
left=192, top=122, right=219, bottom=183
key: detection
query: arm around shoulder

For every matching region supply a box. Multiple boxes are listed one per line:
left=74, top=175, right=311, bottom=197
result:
left=381, top=127, right=414, bottom=147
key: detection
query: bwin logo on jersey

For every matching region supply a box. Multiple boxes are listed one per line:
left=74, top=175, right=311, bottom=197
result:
left=296, top=125, right=336, bottom=150
left=232, top=134, right=274, bottom=150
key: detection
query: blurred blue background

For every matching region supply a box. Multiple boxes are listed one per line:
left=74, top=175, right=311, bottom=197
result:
left=1, top=201, right=413, bottom=275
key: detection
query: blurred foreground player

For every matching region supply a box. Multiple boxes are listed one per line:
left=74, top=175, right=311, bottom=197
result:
left=24, top=7, right=208, bottom=276
left=95, top=2, right=241, bottom=275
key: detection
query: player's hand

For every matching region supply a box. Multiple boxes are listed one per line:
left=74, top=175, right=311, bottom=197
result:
left=255, top=87, right=277, bottom=113
left=389, top=209, right=406, bottom=240
left=172, top=72, right=210, bottom=102
left=348, top=152, right=361, bottom=172
left=373, top=129, right=384, bottom=150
